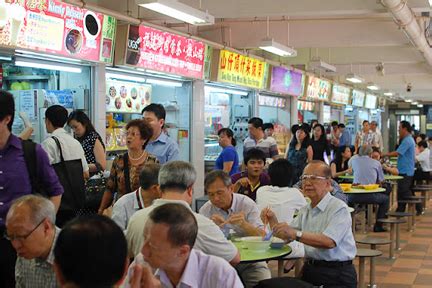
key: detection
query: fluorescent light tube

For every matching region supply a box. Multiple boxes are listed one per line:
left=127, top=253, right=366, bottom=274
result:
left=405, top=99, right=412, bottom=103
left=136, top=0, right=214, bottom=25
left=259, top=38, right=297, bottom=57
left=15, top=60, right=82, bottom=73
left=15, top=50, right=82, bottom=63
left=106, top=73, right=145, bottom=82
left=205, top=86, right=249, bottom=96
left=418, top=104, right=423, bottom=107
left=412, top=101, right=418, bottom=105
left=0, top=55, right=11, bottom=61
left=383, top=92, right=393, bottom=96
left=146, top=78, right=183, bottom=87
left=367, top=83, right=379, bottom=91
left=346, top=73, right=364, bottom=84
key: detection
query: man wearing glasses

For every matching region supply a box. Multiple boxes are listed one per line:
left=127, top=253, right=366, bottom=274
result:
left=262, top=160, right=357, bottom=288
left=5, top=195, right=60, bottom=288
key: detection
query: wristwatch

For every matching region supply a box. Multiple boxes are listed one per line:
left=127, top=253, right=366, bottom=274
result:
left=295, top=230, right=303, bottom=242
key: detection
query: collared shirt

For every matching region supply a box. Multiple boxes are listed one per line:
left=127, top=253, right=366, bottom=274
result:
left=397, top=135, right=416, bottom=176
left=372, top=130, right=384, bottom=151
left=15, top=227, right=61, bottom=288
left=231, top=171, right=271, bottom=201
left=291, top=192, right=356, bottom=261
left=416, top=148, right=431, bottom=172
left=356, top=130, right=375, bottom=147
left=145, top=132, right=179, bottom=164
left=0, top=135, right=63, bottom=226
left=41, top=128, right=89, bottom=172
left=243, top=136, right=279, bottom=159
left=112, top=188, right=145, bottom=231
left=126, top=199, right=238, bottom=261
left=339, top=129, right=351, bottom=147
left=351, top=156, right=384, bottom=184
left=199, top=193, right=264, bottom=237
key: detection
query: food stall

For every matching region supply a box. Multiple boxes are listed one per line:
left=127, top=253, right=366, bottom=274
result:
left=299, top=75, right=331, bottom=125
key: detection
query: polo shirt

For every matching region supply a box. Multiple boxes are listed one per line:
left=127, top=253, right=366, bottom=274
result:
left=397, top=135, right=416, bottom=176
left=243, top=136, right=278, bottom=159
left=231, top=171, right=271, bottom=201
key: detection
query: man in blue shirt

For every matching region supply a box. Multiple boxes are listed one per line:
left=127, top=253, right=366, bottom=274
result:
left=384, top=121, right=421, bottom=214
left=142, top=104, right=179, bottom=164
left=338, top=123, right=351, bottom=147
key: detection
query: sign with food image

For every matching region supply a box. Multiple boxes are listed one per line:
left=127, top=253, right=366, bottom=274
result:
left=106, top=79, right=152, bottom=113
left=0, top=0, right=116, bottom=64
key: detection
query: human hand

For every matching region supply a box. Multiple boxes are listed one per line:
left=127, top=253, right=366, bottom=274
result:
left=129, top=263, right=161, bottom=288
left=260, top=207, right=278, bottom=228
left=19, top=112, right=32, bottom=128
left=211, top=214, right=227, bottom=227
left=227, top=212, right=246, bottom=227
left=236, top=177, right=251, bottom=188
left=346, top=167, right=352, bottom=174
left=272, top=222, right=296, bottom=242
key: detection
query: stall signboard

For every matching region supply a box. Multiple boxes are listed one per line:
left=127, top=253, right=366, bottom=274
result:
left=305, top=75, right=331, bottom=101
left=351, top=89, right=365, bottom=107
left=217, top=50, right=267, bottom=89
left=125, top=25, right=205, bottom=79
left=270, top=66, right=304, bottom=97
left=258, top=94, right=286, bottom=108
left=365, top=94, right=377, bottom=109
left=106, top=79, right=152, bottom=113
left=331, top=84, right=351, bottom=105
left=0, top=0, right=116, bottom=64
left=378, top=97, right=386, bottom=110
left=323, top=104, right=331, bottom=123
left=297, top=100, right=315, bottom=111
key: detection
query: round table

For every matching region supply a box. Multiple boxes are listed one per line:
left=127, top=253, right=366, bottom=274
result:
left=233, top=241, right=292, bottom=276
left=338, top=175, right=403, bottom=181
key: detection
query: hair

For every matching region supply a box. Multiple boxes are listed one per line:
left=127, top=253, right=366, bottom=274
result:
left=204, top=170, right=232, bottom=192
left=263, top=123, right=274, bottom=131
left=141, top=103, right=166, bottom=120
left=362, top=120, right=369, bottom=125
left=268, top=159, right=294, bottom=187
left=371, top=146, right=381, bottom=154
left=331, top=121, right=338, bottom=127
left=291, top=124, right=300, bottom=135
left=359, top=145, right=373, bottom=156
left=313, top=124, right=327, bottom=143
left=54, top=215, right=127, bottom=288
left=8, top=195, right=56, bottom=225
left=0, top=90, right=15, bottom=131
left=310, top=119, right=318, bottom=128
left=159, top=161, right=196, bottom=192
left=400, top=120, right=412, bottom=133
left=45, top=105, right=68, bottom=128
left=67, top=110, right=96, bottom=140
left=307, top=160, right=332, bottom=179
left=338, top=123, right=346, bottom=129
left=248, top=117, right=264, bottom=130
left=290, top=124, right=311, bottom=149
left=148, top=203, right=198, bottom=248
left=243, top=148, right=266, bottom=165
left=139, top=163, right=161, bottom=190
left=218, top=128, right=236, bottom=146
left=370, top=121, right=378, bottom=126
left=333, top=145, right=353, bottom=172
left=125, top=119, right=153, bottom=146
left=418, top=140, right=428, bottom=149
left=418, top=133, right=427, bottom=141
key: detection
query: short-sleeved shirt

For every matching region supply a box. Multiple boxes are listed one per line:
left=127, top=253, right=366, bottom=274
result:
left=416, top=148, right=431, bottom=172
left=339, top=129, right=351, bottom=147
left=351, top=156, right=384, bottom=184
left=231, top=171, right=271, bottom=201
left=356, top=130, right=375, bottom=147
left=112, top=188, right=146, bottom=231
left=215, top=146, right=239, bottom=176
left=199, top=193, right=264, bottom=237
left=397, top=135, right=416, bottom=176
left=144, top=132, right=179, bottom=164
left=291, top=192, right=356, bottom=261
left=243, top=136, right=278, bottom=159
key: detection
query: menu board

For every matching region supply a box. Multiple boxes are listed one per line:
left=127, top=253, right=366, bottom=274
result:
left=298, top=100, right=315, bottom=111
left=0, top=0, right=116, bottom=64
left=270, top=66, right=304, bottom=97
left=378, top=97, right=386, bottom=110
left=126, top=25, right=205, bottom=79
left=351, top=90, right=365, bottom=107
left=217, top=50, right=267, bottom=89
left=331, top=84, right=351, bottom=105
left=106, top=80, right=152, bottom=113
left=305, top=76, right=331, bottom=101
left=365, top=94, right=377, bottom=109
left=258, top=95, right=286, bottom=108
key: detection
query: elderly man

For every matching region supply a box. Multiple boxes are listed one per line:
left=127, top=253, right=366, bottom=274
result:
left=263, top=161, right=357, bottom=288
left=200, top=170, right=271, bottom=288
left=5, top=195, right=60, bottom=288
left=126, top=161, right=240, bottom=265
left=355, top=120, right=376, bottom=154
left=128, top=203, right=243, bottom=288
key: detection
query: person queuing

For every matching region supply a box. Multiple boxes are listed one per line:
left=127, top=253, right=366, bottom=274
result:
left=98, top=119, right=158, bottom=215
left=142, top=103, right=179, bottom=164
left=330, top=145, right=353, bottom=180
left=311, top=123, right=331, bottom=162
left=286, top=124, right=313, bottom=184
left=355, top=120, right=376, bottom=154
left=244, top=117, right=278, bottom=160
left=370, top=121, right=384, bottom=152
left=338, top=123, right=351, bottom=147
left=215, top=128, right=240, bottom=176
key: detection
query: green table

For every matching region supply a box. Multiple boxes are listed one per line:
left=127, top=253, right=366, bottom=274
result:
left=338, top=175, right=403, bottom=181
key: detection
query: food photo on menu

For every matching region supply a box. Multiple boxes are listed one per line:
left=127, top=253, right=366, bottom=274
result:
left=106, top=80, right=152, bottom=113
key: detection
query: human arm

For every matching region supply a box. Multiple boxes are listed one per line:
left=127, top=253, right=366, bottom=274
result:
left=306, top=145, right=313, bottom=162
left=129, top=263, right=161, bottom=288
left=232, top=177, right=250, bottom=193
left=49, top=195, right=61, bottom=212
left=89, top=138, right=106, bottom=173
left=166, top=140, right=180, bottom=162
left=18, top=127, right=33, bottom=140
left=383, top=164, right=398, bottom=175
left=228, top=212, right=265, bottom=236
left=98, top=156, right=119, bottom=213
left=273, top=222, right=336, bottom=249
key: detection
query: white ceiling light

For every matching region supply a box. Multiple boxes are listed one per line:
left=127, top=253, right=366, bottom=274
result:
left=135, top=0, right=214, bottom=25
left=429, top=0, right=432, bottom=7
left=106, top=72, right=145, bottom=82
left=383, top=92, right=393, bottom=96
left=366, top=83, right=379, bottom=91
left=259, top=38, right=297, bottom=57
left=412, top=101, right=418, bottom=105
left=15, top=59, right=82, bottom=73
left=205, top=86, right=249, bottom=96
left=418, top=104, right=424, bottom=107
left=346, top=73, right=364, bottom=84
left=405, top=99, right=412, bottom=103
left=146, top=78, right=183, bottom=87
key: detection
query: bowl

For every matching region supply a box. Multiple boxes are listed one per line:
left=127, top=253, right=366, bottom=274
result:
left=340, top=183, right=352, bottom=192
left=363, top=184, right=380, bottom=190
left=270, top=237, right=285, bottom=249
left=239, top=236, right=271, bottom=251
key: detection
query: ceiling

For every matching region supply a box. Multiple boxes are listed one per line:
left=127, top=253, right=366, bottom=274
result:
left=89, top=0, right=432, bottom=103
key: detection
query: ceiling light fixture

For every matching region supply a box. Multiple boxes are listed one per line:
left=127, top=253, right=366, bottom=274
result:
left=259, top=38, right=297, bottom=57
left=405, top=99, right=412, bottom=103
left=15, top=59, right=82, bottom=73
left=367, top=83, right=380, bottom=91
left=135, top=0, right=214, bottom=25
left=106, top=73, right=145, bottom=82
left=146, top=78, right=183, bottom=87
left=205, top=86, right=249, bottom=96
left=412, top=101, right=418, bottom=105
left=383, top=92, right=393, bottom=96
left=346, top=73, right=364, bottom=84
left=418, top=104, right=424, bottom=107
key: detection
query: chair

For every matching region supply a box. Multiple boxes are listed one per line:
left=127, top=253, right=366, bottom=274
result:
left=412, top=185, right=432, bottom=211
left=387, top=211, right=414, bottom=231
left=356, top=236, right=392, bottom=255
left=356, top=248, right=383, bottom=288
left=398, top=199, right=422, bottom=228
left=377, top=218, right=406, bottom=257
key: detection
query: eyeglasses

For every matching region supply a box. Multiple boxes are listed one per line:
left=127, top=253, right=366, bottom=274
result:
left=300, top=174, right=329, bottom=182
left=3, top=218, right=45, bottom=242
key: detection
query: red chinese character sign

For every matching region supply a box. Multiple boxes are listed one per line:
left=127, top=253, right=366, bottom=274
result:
left=125, top=25, right=205, bottom=79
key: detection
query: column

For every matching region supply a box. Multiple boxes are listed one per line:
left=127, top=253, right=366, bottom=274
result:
left=290, top=97, right=298, bottom=125
left=92, top=64, right=106, bottom=141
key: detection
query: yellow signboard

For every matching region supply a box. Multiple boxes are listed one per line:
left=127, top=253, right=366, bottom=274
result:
left=427, top=124, right=432, bottom=130
left=217, top=50, right=266, bottom=89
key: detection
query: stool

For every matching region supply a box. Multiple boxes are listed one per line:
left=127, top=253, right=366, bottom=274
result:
left=398, top=199, right=422, bottom=228
left=356, top=248, right=383, bottom=288
left=412, top=186, right=432, bottom=210
left=387, top=211, right=414, bottom=231
left=377, top=218, right=406, bottom=258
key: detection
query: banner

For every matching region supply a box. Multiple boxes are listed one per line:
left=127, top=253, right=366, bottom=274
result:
left=305, top=76, right=331, bottom=101
left=106, top=79, right=152, bottom=113
left=351, top=89, right=365, bottom=107
left=270, top=66, right=304, bottom=97
left=126, top=25, right=205, bottom=79
left=0, top=0, right=116, bottom=63
left=331, top=84, right=350, bottom=105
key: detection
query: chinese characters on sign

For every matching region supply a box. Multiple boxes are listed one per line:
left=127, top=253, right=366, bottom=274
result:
left=126, top=25, right=205, bottom=79
left=305, top=76, right=331, bottom=101
left=331, top=84, right=351, bottom=105
left=217, top=50, right=267, bottom=89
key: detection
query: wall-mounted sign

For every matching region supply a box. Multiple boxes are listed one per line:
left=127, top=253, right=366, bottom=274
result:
left=0, top=0, right=116, bottom=63
left=323, top=104, right=331, bottom=123
left=351, top=89, right=365, bottom=107
left=270, top=66, right=304, bottom=97
left=331, top=84, right=351, bottom=105
left=378, top=97, right=386, bottom=109
left=125, top=25, right=205, bottom=79
left=258, top=94, right=286, bottom=108
left=106, top=79, right=152, bottom=113
left=298, top=100, right=315, bottom=111
left=305, top=76, right=331, bottom=101
left=365, top=94, right=377, bottom=109
left=217, top=50, right=267, bottom=89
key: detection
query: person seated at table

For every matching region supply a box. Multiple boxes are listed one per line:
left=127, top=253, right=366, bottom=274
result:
left=371, top=147, right=399, bottom=175
left=126, top=204, right=244, bottom=288
left=350, top=145, right=389, bottom=232
left=200, top=170, right=271, bottom=288
left=330, top=145, right=353, bottom=180
left=414, top=140, right=431, bottom=182
left=231, top=148, right=271, bottom=201
left=262, top=161, right=357, bottom=288
left=293, top=177, right=348, bottom=204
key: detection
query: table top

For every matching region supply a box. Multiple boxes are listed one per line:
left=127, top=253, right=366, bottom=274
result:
left=338, top=175, right=403, bottom=180
left=233, top=241, right=292, bottom=263
left=343, top=187, right=386, bottom=194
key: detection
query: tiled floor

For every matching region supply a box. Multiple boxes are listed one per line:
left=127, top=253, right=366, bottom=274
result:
left=269, top=198, right=432, bottom=287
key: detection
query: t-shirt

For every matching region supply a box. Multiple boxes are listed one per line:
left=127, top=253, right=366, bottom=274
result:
left=215, top=146, right=239, bottom=176
left=231, top=171, right=271, bottom=201
left=397, top=135, right=416, bottom=176
left=243, top=136, right=278, bottom=159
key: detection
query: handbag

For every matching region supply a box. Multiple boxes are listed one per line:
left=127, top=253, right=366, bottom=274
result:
left=83, top=174, right=107, bottom=212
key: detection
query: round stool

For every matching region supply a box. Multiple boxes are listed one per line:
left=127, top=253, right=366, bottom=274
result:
left=387, top=211, right=414, bottom=231
left=398, top=199, right=422, bottom=228
left=377, top=218, right=406, bottom=258
left=356, top=248, right=383, bottom=288
left=413, top=185, right=432, bottom=207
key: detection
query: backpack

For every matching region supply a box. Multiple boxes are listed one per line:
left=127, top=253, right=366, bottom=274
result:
left=21, top=139, right=48, bottom=197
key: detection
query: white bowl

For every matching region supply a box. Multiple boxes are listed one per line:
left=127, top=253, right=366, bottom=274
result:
left=239, top=236, right=271, bottom=251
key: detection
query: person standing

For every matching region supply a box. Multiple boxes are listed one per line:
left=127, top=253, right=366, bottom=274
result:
left=370, top=121, right=384, bottom=152
left=215, top=128, right=240, bottom=176
left=329, top=121, right=340, bottom=150
left=338, top=123, right=351, bottom=148
left=243, top=117, right=278, bottom=160
left=287, top=125, right=313, bottom=184
left=355, top=120, right=376, bottom=154
left=311, top=124, right=331, bottom=162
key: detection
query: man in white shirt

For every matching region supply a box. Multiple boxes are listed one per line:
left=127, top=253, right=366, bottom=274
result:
left=355, top=120, right=376, bottom=154
left=415, top=140, right=431, bottom=182
left=370, top=121, right=384, bottom=152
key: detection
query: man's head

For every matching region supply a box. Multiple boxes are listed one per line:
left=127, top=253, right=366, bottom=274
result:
left=331, top=121, right=338, bottom=129
left=338, top=123, right=346, bottom=131
left=301, top=161, right=332, bottom=205
left=418, top=140, right=428, bottom=153
left=243, top=148, right=266, bottom=178
left=45, top=105, right=68, bottom=133
left=370, top=121, right=378, bottom=132
left=5, top=195, right=56, bottom=259
left=140, top=163, right=161, bottom=202
left=371, top=147, right=381, bottom=161
left=263, top=123, right=274, bottom=137
left=268, top=159, right=294, bottom=188
left=205, top=170, right=233, bottom=211
left=399, top=120, right=412, bottom=138
left=362, top=120, right=370, bottom=132
left=142, top=103, right=166, bottom=138
left=158, top=161, right=196, bottom=204
left=0, top=90, right=15, bottom=133
left=248, top=117, right=264, bottom=140
left=359, top=145, right=373, bottom=157
left=53, top=215, right=128, bottom=288
left=142, top=203, right=197, bottom=270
